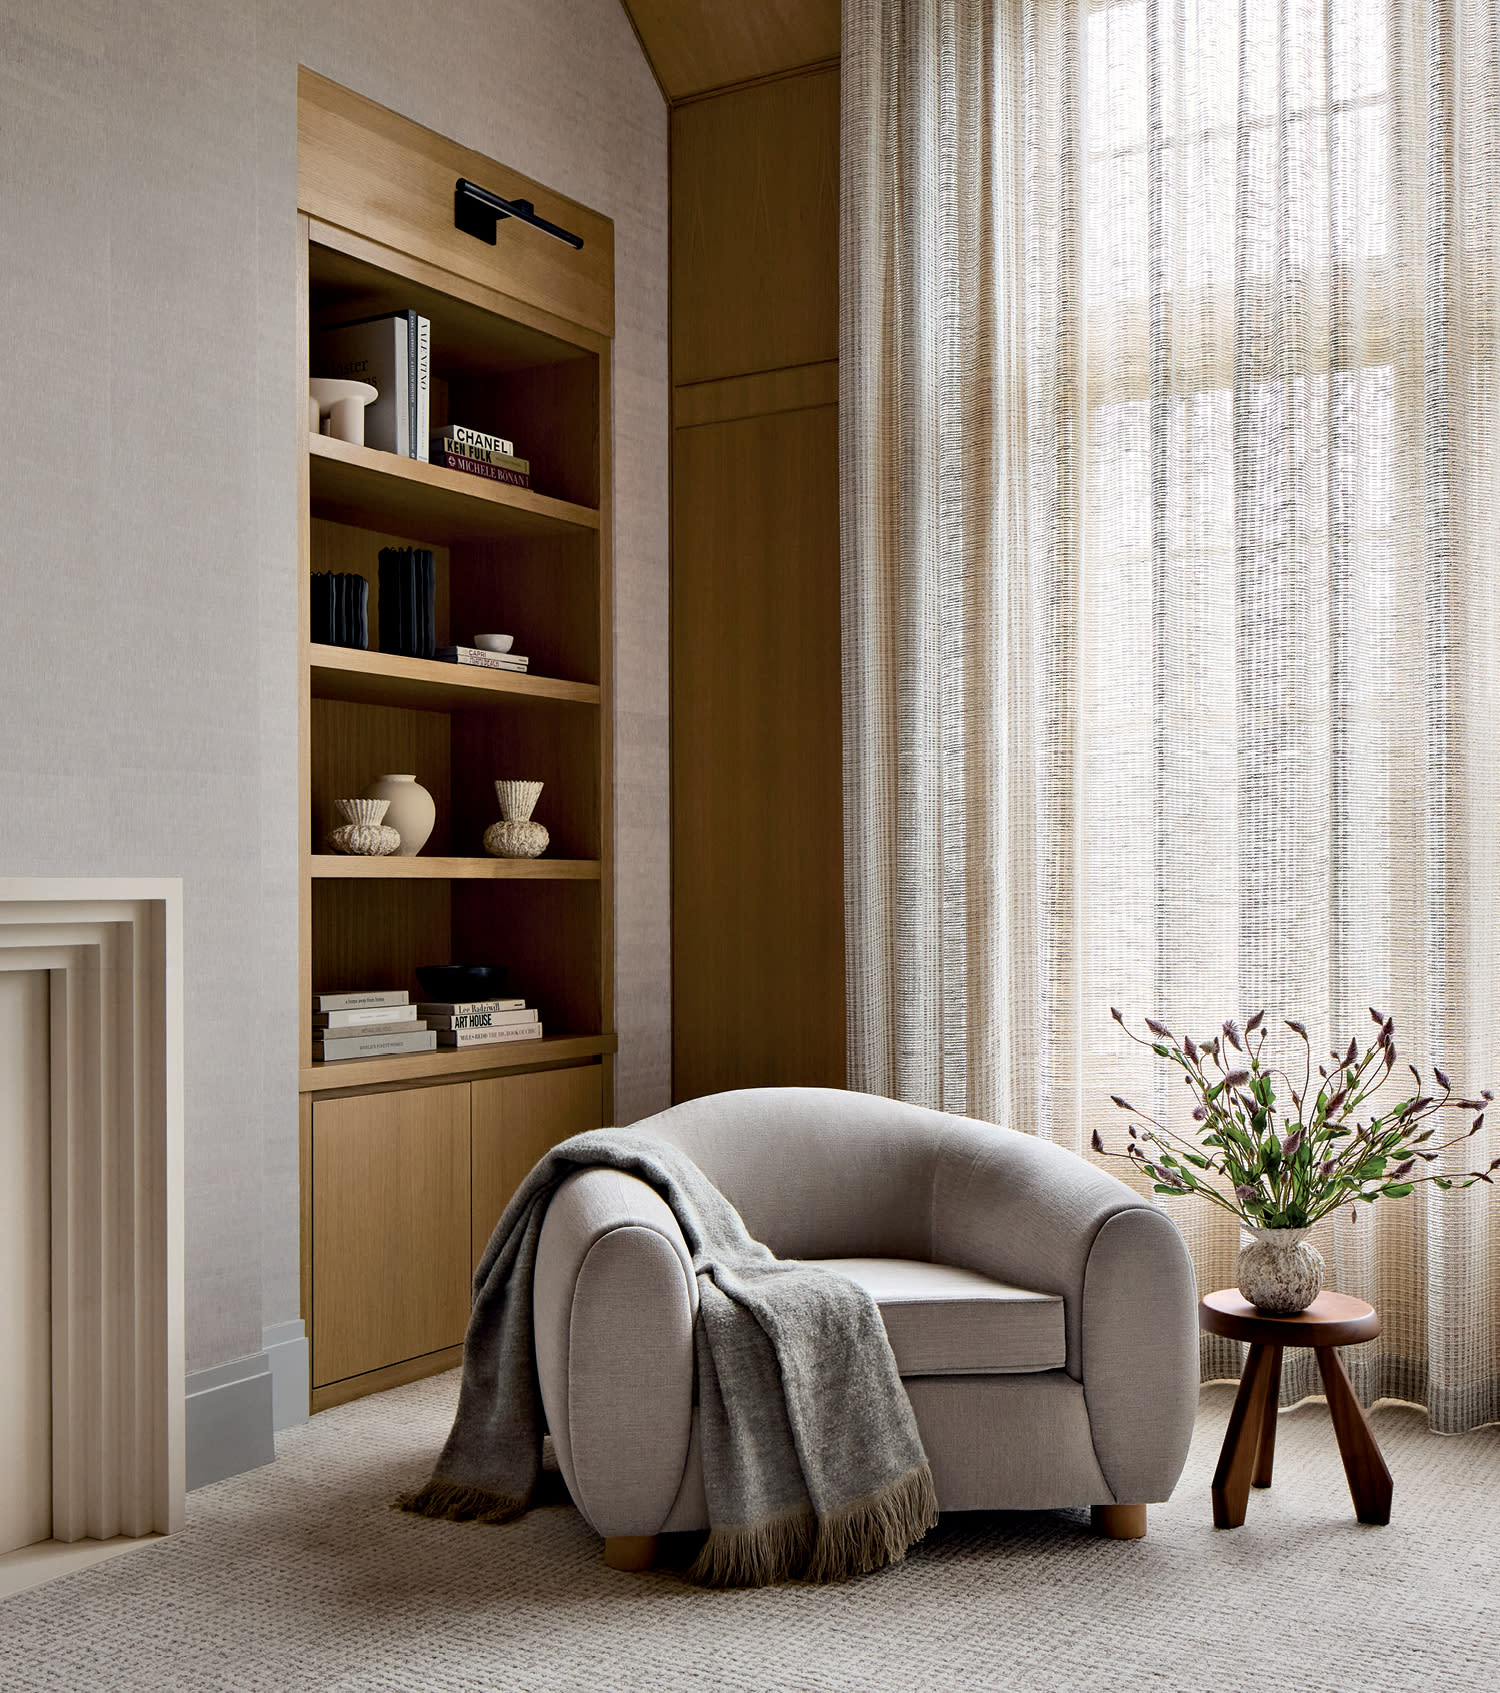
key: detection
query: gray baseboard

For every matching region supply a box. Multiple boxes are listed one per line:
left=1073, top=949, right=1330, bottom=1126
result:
left=262, top=1319, right=310, bottom=1431
left=185, top=1353, right=275, bottom=1490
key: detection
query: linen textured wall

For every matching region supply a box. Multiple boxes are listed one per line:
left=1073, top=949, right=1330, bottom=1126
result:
left=842, top=0, right=1500, bottom=1429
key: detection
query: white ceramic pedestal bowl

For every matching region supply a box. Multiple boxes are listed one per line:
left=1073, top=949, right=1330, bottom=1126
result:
left=310, top=378, right=379, bottom=446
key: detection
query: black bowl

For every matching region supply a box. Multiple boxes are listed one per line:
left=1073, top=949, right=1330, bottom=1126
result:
left=415, top=964, right=509, bottom=1004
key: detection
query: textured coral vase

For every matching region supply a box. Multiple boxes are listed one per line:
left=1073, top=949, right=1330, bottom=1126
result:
left=1236, top=1227, right=1325, bottom=1314
left=326, top=797, right=400, bottom=856
left=362, top=774, right=435, bottom=856
left=484, top=779, right=548, bottom=859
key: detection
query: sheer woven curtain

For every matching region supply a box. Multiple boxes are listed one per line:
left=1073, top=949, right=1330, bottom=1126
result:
left=842, top=0, right=1500, bottom=1428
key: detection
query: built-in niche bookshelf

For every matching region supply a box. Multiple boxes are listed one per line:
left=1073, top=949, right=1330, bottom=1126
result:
left=297, top=69, right=615, bottom=1409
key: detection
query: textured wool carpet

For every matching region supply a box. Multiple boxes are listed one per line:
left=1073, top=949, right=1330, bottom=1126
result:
left=1, top=1371, right=1495, bottom=1693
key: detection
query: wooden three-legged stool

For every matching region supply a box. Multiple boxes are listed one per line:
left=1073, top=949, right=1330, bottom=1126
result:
left=1199, top=1289, right=1393, bottom=1529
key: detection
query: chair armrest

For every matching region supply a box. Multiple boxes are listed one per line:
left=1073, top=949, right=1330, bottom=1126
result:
left=932, top=1117, right=1156, bottom=1375
left=931, top=1117, right=1197, bottom=1501
left=1079, top=1205, right=1198, bottom=1503
left=533, top=1167, right=698, bottom=1537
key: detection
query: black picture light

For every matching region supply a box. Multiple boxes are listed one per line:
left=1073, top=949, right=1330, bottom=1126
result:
left=453, top=178, right=584, bottom=250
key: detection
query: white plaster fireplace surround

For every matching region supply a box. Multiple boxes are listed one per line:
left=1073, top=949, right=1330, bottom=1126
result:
left=0, top=880, right=185, bottom=1577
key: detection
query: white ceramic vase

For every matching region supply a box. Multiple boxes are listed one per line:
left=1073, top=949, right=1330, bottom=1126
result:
left=362, top=774, right=435, bottom=856
left=1236, top=1227, right=1324, bottom=1314
left=484, top=779, right=548, bottom=859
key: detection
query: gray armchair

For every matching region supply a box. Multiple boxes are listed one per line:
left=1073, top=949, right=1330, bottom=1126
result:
left=532, top=1087, right=1198, bottom=1568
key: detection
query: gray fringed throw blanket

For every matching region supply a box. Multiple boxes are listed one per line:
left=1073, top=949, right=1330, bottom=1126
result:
left=399, top=1128, right=937, bottom=1585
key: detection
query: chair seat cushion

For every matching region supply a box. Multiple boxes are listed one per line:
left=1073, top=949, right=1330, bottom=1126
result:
left=801, top=1257, right=1065, bottom=1376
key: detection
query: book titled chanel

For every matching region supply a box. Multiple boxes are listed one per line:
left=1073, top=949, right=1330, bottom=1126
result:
left=447, top=424, right=514, bottom=456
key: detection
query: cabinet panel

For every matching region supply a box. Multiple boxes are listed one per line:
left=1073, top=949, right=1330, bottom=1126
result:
left=671, top=69, right=838, bottom=384
left=471, top=1065, right=603, bottom=1267
left=311, top=1084, right=471, bottom=1386
left=671, top=404, right=845, bottom=1098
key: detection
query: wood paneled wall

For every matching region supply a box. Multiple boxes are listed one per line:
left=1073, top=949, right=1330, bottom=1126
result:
left=670, top=63, right=845, bottom=1101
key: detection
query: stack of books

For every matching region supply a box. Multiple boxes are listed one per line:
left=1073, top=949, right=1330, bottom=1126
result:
left=434, top=645, right=530, bottom=674
left=431, top=426, right=531, bottom=490
left=416, top=995, right=544, bottom=1048
left=313, top=990, right=437, bottom=1062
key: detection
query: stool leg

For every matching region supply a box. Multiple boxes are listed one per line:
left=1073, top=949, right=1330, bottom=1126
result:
left=1212, top=1342, right=1278, bottom=1529
left=1253, top=1345, right=1283, bottom=1489
left=1314, top=1346, right=1393, bottom=1525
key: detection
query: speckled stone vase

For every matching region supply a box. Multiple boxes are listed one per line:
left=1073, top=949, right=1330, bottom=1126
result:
left=1236, top=1227, right=1324, bottom=1314
left=326, top=798, right=400, bottom=857
left=484, top=779, right=548, bottom=859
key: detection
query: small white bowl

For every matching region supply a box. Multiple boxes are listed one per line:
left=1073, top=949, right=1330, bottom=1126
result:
left=472, top=633, right=514, bottom=653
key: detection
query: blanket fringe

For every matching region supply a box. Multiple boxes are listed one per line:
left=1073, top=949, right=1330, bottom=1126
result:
left=804, top=1461, right=939, bottom=1583
left=688, top=1462, right=939, bottom=1588
left=395, top=1477, right=527, bottom=1524
left=688, top=1503, right=817, bottom=1588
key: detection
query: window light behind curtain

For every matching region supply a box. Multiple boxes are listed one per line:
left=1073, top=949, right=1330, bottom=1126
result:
left=842, top=0, right=1500, bottom=1427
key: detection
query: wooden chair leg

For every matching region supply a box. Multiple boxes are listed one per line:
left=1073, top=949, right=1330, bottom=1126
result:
left=603, top=1535, right=659, bottom=1571
left=1315, top=1346, right=1393, bottom=1525
left=1211, top=1341, right=1278, bottom=1528
left=1253, top=1345, right=1283, bottom=1489
left=1091, top=1504, right=1147, bottom=1539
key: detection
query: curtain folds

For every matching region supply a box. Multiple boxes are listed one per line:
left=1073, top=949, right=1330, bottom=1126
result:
left=841, top=0, right=1500, bottom=1429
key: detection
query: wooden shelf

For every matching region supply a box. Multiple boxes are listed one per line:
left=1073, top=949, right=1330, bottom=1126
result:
left=309, top=644, right=599, bottom=710
left=301, top=1032, right=617, bottom=1093
left=309, top=855, right=600, bottom=880
left=308, top=433, right=600, bottom=542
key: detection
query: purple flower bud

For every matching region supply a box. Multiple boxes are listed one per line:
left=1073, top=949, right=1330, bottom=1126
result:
left=1224, top=1070, right=1249, bottom=1088
left=1286, top=1019, right=1308, bottom=1039
left=1145, top=1017, right=1173, bottom=1039
left=1110, top=1096, right=1134, bottom=1112
left=1435, top=1068, right=1452, bottom=1092
left=1192, top=1106, right=1207, bottom=1122
left=1184, top=1035, right=1199, bottom=1062
left=1281, top=1129, right=1304, bottom=1157
left=1369, top=1006, right=1384, bottom=1024
left=1091, top=1128, right=1105, bottom=1154
left=1223, top=1020, right=1243, bottom=1051
left=1110, top=1007, right=1124, bottom=1023
left=1246, top=1010, right=1265, bottom=1034
left=1235, top=1185, right=1258, bottom=1202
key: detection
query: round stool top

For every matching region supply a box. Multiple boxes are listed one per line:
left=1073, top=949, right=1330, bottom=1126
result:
left=1199, top=1289, right=1380, bottom=1348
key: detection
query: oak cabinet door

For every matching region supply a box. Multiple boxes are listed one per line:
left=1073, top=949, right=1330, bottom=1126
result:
left=311, top=1083, right=471, bottom=1387
left=470, top=1065, right=603, bottom=1269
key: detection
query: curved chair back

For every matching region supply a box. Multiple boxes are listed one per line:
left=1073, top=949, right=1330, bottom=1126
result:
left=637, top=1086, right=945, bottom=1261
